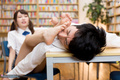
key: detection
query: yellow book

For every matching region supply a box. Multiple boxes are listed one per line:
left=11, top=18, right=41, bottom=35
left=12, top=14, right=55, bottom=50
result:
left=43, top=7, right=45, bottom=11
left=17, top=5, right=20, bottom=10
left=4, top=12, right=6, bottom=18
left=51, top=0, right=53, bottom=3
left=30, top=6, right=32, bottom=10
left=15, top=0, right=18, bottom=3
left=56, top=6, right=58, bottom=11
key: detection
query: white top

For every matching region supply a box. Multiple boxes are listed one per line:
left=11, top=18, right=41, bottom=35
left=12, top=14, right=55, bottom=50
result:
left=7, top=27, right=32, bottom=55
left=7, top=28, right=120, bottom=76
left=106, top=32, right=120, bottom=47
left=7, top=38, right=66, bottom=75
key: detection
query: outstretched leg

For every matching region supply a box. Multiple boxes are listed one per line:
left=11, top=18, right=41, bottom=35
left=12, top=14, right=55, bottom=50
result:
left=15, top=13, right=72, bottom=66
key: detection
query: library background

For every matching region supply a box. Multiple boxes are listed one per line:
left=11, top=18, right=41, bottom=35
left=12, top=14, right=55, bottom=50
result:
left=0, top=0, right=120, bottom=80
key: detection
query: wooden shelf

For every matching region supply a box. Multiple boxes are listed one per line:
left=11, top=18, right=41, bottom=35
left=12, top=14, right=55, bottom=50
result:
left=59, top=10, right=78, bottom=12
left=30, top=17, right=37, bottom=19
left=106, top=0, right=120, bottom=35
left=39, top=3, right=58, bottom=5
left=0, top=18, right=13, bottom=19
left=115, top=5, right=120, bottom=8
left=106, top=0, right=113, bottom=2
left=38, top=10, right=78, bottom=12
left=0, top=32, right=8, bottom=37
left=0, top=0, right=79, bottom=30
left=26, top=10, right=37, bottom=12
left=108, top=15, right=114, bottom=17
left=39, top=17, right=78, bottom=19
left=59, top=3, right=78, bottom=5
left=106, top=6, right=113, bottom=9
left=0, top=25, right=11, bottom=26
left=107, top=31, right=115, bottom=33
left=107, top=23, right=114, bottom=25
left=39, top=24, right=53, bottom=26
left=38, top=11, right=58, bottom=12
left=115, top=31, right=120, bottom=33
left=3, top=3, right=37, bottom=5
left=2, top=9, right=15, bottom=11
left=38, top=3, right=78, bottom=5
left=115, top=23, right=120, bottom=24
left=115, top=13, right=120, bottom=16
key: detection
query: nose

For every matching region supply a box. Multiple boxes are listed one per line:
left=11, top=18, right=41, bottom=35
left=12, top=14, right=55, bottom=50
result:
left=22, top=16, right=26, bottom=19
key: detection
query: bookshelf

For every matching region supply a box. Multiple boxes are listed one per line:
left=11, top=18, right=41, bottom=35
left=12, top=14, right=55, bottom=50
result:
left=106, top=0, right=120, bottom=35
left=0, top=0, right=79, bottom=31
left=0, top=0, right=79, bottom=49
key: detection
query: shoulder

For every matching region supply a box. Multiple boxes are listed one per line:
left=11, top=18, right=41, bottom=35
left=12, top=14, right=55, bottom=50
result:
left=8, top=30, right=16, bottom=34
left=8, top=30, right=17, bottom=36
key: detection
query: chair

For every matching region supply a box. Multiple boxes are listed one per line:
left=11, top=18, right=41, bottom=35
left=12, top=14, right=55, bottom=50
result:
left=1, top=41, right=61, bottom=80
left=110, top=71, right=120, bottom=80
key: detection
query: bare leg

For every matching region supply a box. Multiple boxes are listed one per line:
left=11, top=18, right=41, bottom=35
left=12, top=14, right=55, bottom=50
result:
left=30, top=14, right=73, bottom=73
left=15, top=30, right=45, bottom=65
left=15, top=41, right=34, bottom=65
left=15, top=13, right=72, bottom=66
left=32, top=58, right=46, bottom=73
left=15, top=23, right=69, bottom=65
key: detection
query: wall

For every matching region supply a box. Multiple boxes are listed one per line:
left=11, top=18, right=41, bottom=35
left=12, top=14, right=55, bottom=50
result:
left=79, top=0, right=107, bottom=30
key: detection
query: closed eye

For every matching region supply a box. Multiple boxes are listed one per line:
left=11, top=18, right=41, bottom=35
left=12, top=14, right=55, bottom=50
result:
left=65, top=30, right=71, bottom=46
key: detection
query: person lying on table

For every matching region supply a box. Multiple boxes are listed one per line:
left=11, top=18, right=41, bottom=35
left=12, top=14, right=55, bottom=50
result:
left=3, top=13, right=106, bottom=80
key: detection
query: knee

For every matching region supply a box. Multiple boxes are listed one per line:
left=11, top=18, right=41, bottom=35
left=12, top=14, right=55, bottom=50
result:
left=24, top=35, right=32, bottom=47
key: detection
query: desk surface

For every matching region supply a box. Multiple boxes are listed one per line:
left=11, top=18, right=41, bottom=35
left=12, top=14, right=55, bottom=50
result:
left=46, top=48, right=120, bottom=57
left=46, top=48, right=120, bottom=80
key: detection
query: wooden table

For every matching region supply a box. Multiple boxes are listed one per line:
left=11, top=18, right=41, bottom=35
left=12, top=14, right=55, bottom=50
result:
left=46, top=48, right=120, bottom=80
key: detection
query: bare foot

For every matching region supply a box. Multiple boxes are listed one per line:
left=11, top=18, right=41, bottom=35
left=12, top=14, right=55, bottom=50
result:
left=50, top=17, right=59, bottom=26
left=43, top=23, right=69, bottom=45
left=50, top=13, right=72, bottom=27
left=59, top=13, right=72, bottom=27
left=44, top=13, right=72, bottom=45
left=2, top=78, right=10, bottom=80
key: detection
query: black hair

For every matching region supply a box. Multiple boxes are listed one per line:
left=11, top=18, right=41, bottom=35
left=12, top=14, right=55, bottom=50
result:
left=68, top=23, right=106, bottom=61
left=10, top=9, right=34, bottom=34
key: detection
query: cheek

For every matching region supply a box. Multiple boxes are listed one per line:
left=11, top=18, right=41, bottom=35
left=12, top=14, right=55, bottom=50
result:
left=17, top=20, right=21, bottom=25
left=27, top=18, right=29, bottom=21
left=27, top=19, right=29, bottom=24
left=17, top=18, right=21, bottom=22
